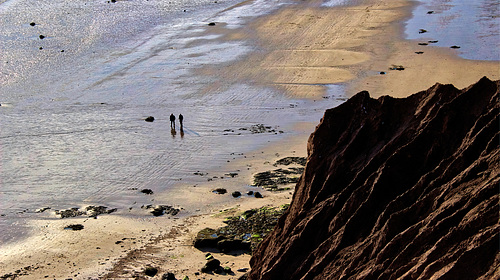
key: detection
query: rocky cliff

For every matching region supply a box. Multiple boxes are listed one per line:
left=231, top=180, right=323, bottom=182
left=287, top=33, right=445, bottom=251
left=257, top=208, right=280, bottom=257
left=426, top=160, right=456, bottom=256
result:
left=248, top=77, right=499, bottom=280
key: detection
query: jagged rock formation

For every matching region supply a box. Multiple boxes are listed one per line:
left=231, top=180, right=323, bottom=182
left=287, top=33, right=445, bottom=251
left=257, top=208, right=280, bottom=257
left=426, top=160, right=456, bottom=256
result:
left=248, top=77, right=499, bottom=280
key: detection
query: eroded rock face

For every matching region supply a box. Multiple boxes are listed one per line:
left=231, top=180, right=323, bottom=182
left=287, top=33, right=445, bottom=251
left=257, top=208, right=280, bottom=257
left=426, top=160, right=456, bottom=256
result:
left=248, top=77, right=499, bottom=280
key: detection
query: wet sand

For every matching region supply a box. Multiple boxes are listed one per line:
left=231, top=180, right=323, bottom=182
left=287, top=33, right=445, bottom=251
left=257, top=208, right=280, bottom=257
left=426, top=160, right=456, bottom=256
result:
left=1, top=0, right=499, bottom=279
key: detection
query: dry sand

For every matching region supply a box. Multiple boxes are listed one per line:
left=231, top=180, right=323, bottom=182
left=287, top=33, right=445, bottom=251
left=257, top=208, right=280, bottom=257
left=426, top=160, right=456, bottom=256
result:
left=1, top=0, right=499, bottom=279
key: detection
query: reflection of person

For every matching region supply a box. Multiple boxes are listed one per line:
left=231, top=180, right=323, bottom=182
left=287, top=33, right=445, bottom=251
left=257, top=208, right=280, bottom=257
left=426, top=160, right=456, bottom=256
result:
left=179, top=114, right=184, bottom=128
left=170, top=114, right=176, bottom=129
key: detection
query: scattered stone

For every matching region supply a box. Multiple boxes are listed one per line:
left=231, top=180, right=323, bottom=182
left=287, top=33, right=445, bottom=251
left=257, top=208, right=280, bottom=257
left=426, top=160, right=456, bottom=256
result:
left=389, top=65, right=405, bottom=71
left=254, top=192, right=263, bottom=198
left=427, top=10, right=434, bottom=14
left=145, top=116, right=154, bottom=122
left=250, top=124, right=275, bottom=134
left=223, top=267, right=232, bottom=274
left=161, top=272, right=176, bottom=280
left=232, top=191, right=241, bottom=198
left=55, top=208, right=84, bottom=218
left=141, top=188, right=154, bottom=195
left=86, top=206, right=117, bottom=217
left=195, top=205, right=288, bottom=253
left=273, top=157, right=306, bottom=167
left=379, top=71, right=386, bottom=75
left=144, top=266, right=158, bottom=277
left=201, top=258, right=220, bottom=273
left=35, top=207, right=51, bottom=213
left=418, top=29, right=427, bottom=34
left=208, top=22, right=216, bottom=26
left=450, top=45, right=461, bottom=49
left=213, top=188, right=227, bottom=194
left=418, top=42, right=428, bottom=46
left=64, top=224, right=84, bottom=231
left=247, top=191, right=254, bottom=196
left=415, top=51, right=424, bottom=54
left=146, top=205, right=180, bottom=216
left=253, top=167, right=302, bottom=190
left=194, top=228, right=223, bottom=248
left=428, top=40, right=438, bottom=43
left=39, top=35, right=45, bottom=39
left=30, top=22, right=36, bottom=26
left=225, top=172, right=238, bottom=178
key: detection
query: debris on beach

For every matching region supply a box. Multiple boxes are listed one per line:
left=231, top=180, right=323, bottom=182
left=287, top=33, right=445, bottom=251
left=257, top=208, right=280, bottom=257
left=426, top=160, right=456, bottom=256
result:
left=389, top=65, right=405, bottom=71
left=273, top=156, right=306, bottom=167
left=35, top=207, right=51, bottom=213
left=141, top=188, right=154, bottom=195
left=253, top=157, right=306, bottom=191
left=64, top=224, right=84, bottom=231
left=194, top=205, right=289, bottom=253
left=141, top=205, right=180, bottom=216
left=213, top=188, right=227, bottom=194
left=232, top=191, right=241, bottom=198
left=55, top=205, right=117, bottom=218
left=145, top=116, right=155, bottom=122
left=144, top=266, right=158, bottom=277
left=223, top=124, right=282, bottom=135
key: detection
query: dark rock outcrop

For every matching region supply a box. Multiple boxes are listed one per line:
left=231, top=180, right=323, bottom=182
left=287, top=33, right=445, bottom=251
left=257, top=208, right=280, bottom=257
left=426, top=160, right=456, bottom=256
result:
left=248, top=77, right=499, bottom=279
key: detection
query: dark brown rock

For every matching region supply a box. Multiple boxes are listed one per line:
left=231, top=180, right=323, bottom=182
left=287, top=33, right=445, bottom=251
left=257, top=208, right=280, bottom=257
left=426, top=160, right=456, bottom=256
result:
left=248, top=77, right=499, bottom=280
left=232, top=191, right=241, bottom=198
left=144, top=266, right=158, bottom=277
left=201, top=258, right=221, bottom=273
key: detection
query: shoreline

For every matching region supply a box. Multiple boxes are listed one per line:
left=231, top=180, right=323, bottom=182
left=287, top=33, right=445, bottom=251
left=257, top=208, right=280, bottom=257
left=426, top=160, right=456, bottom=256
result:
left=1, top=0, right=499, bottom=279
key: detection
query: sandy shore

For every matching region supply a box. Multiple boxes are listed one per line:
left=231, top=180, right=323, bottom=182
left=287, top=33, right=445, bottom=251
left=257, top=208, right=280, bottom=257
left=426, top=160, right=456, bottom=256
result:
left=1, top=0, right=499, bottom=279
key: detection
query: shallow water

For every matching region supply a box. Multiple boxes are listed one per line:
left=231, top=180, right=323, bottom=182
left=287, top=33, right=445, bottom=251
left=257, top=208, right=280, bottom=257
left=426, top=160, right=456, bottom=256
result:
left=0, top=0, right=346, bottom=245
left=405, top=0, right=499, bottom=61
left=1, top=0, right=496, bottom=246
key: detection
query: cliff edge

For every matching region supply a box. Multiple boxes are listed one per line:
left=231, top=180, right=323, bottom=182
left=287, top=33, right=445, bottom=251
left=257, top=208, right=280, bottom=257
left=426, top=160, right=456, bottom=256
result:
left=248, top=77, right=499, bottom=280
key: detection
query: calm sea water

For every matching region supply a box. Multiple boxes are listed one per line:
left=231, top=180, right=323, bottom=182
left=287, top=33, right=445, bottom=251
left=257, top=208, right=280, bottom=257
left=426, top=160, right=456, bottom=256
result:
left=0, top=0, right=497, bottom=245
left=405, top=0, right=499, bottom=61
left=0, top=0, right=346, bottom=244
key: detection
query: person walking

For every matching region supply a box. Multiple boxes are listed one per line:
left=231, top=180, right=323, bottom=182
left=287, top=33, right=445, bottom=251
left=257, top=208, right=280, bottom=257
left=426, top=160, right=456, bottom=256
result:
left=179, top=114, right=184, bottom=129
left=170, top=113, right=176, bottom=129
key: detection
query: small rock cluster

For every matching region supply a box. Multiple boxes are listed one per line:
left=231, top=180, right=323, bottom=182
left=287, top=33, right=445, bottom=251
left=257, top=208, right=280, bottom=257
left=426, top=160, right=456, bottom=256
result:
left=140, top=205, right=180, bottom=216
left=212, top=188, right=263, bottom=198
left=194, top=205, right=289, bottom=253
left=253, top=157, right=306, bottom=191
left=55, top=205, right=117, bottom=218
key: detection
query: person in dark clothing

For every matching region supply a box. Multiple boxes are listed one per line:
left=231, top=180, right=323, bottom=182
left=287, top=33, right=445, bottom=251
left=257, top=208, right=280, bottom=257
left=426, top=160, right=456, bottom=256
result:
left=179, top=114, right=184, bottom=129
left=170, top=113, right=176, bottom=129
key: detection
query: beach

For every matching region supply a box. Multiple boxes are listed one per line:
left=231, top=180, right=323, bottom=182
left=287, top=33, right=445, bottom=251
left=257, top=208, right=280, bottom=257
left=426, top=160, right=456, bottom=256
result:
left=1, top=0, right=499, bottom=279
